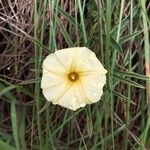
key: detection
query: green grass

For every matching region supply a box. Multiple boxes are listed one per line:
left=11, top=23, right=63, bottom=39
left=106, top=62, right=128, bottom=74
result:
left=0, top=0, right=150, bottom=149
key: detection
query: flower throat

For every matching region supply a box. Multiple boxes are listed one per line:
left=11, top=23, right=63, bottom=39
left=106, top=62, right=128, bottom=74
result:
left=68, top=72, right=79, bottom=82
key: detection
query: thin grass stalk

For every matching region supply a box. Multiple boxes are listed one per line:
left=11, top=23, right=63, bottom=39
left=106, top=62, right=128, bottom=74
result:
left=97, top=0, right=104, bottom=63
left=111, top=0, right=125, bottom=149
left=45, top=1, right=58, bottom=149
left=48, top=0, right=59, bottom=50
left=141, top=0, right=150, bottom=112
left=140, top=0, right=150, bottom=147
left=19, top=107, right=27, bottom=150
left=54, top=0, right=60, bottom=49
left=34, top=0, right=42, bottom=148
left=124, top=1, right=133, bottom=149
left=112, top=0, right=124, bottom=149
left=75, top=0, right=80, bottom=46
left=38, top=0, right=48, bottom=148
left=11, top=102, right=20, bottom=150
left=77, top=0, right=87, bottom=45
left=73, top=114, right=88, bottom=150
left=50, top=0, right=54, bottom=49
left=46, top=0, right=53, bottom=148
left=105, top=0, right=113, bottom=149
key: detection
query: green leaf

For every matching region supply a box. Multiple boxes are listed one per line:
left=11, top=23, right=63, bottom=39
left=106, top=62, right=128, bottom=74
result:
left=105, top=87, right=136, bottom=104
left=114, top=70, right=150, bottom=81
left=0, top=140, right=15, bottom=150
left=11, top=102, right=20, bottom=150
left=0, top=81, right=21, bottom=150
left=57, top=7, right=82, bottom=32
left=110, top=36, right=122, bottom=51
left=0, top=82, right=32, bottom=98
left=0, top=82, right=16, bottom=103
left=20, top=78, right=41, bottom=85
left=19, top=107, right=27, bottom=150
left=103, top=34, right=122, bottom=52
left=119, top=31, right=142, bottom=44
left=113, top=91, right=136, bottom=105
left=111, top=5, right=138, bottom=35
left=113, top=74, right=145, bottom=89
left=86, top=22, right=98, bottom=47
left=31, top=38, right=50, bottom=52
left=0, top=85, right=17, bottom=97
left=56, top=17, right=74, bottom=47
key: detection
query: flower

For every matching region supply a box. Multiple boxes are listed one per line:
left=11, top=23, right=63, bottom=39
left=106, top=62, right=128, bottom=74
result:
left=41, top=47, right=107, bottom=110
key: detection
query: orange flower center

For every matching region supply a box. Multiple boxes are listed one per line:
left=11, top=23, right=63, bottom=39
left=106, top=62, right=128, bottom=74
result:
left=68, top=72, right=79, bottom=82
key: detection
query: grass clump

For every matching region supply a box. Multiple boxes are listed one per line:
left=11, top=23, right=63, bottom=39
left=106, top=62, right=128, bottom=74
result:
left=0, top=0, right=150, bottom=149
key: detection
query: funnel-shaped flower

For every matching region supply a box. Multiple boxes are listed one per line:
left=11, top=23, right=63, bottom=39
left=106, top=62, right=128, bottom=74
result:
left=41, top=47, right=107, bottom=110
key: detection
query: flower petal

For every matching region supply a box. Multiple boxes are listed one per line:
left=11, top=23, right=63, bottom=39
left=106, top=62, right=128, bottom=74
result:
left=55, top=48, right=76, bottom=72
left=42, top=80, right=71, bottom=102
left=56, top=84, right=88, bottom=110
left=43, top=53, right=67, bottom=73
left=76, top=47, right=107, bottom=74
left=41, top=69, right=65, bottom=89
left=81, top=74, right=106, bottom=103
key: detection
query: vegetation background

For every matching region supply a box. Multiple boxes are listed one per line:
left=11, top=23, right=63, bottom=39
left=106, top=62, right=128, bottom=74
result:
left=0, top=0, right=150, bottom=149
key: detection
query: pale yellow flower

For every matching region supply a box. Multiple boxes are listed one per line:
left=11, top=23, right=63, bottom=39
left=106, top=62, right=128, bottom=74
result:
left=41, top=47, right=107, bottom=110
